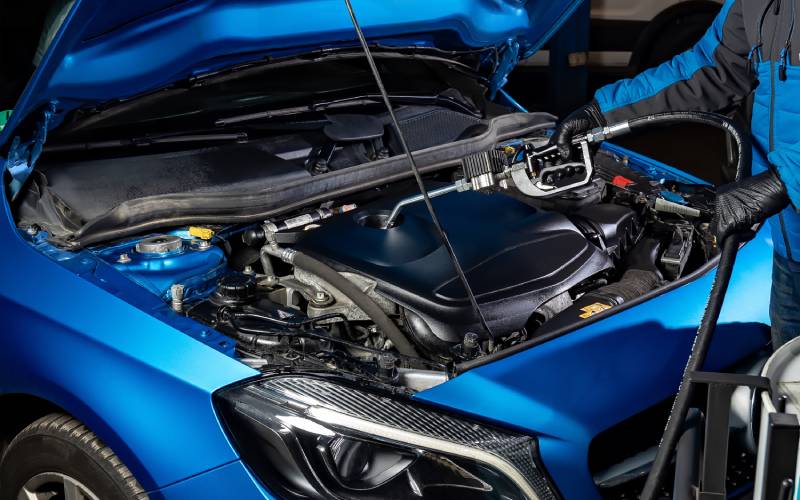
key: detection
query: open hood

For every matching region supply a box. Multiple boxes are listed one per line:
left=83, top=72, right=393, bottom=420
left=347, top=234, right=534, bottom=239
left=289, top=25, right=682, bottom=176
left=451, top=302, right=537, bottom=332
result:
left=2, top=0, right=581, bottom=144
left=1, top=0, right=581, bottom=199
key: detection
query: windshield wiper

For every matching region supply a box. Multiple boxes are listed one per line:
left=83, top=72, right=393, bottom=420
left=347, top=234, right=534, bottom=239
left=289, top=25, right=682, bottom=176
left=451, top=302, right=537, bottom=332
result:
left=214, top=93, right=481, bottom=127
left=45, top=131, right=249, bottom=153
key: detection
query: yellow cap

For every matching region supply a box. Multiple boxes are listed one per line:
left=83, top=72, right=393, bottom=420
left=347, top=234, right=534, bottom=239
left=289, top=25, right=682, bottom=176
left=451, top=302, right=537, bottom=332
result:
left=188, top=226, right=215, bottom=240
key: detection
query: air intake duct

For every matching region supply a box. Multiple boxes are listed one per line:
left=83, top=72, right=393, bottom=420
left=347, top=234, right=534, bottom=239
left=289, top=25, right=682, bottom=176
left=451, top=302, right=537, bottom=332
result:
left=536, top=238, right=663, bottom=333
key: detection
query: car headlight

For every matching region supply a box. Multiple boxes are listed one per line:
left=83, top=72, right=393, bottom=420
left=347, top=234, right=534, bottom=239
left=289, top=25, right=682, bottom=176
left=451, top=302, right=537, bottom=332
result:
left=215, top=374, right=558, bottom=499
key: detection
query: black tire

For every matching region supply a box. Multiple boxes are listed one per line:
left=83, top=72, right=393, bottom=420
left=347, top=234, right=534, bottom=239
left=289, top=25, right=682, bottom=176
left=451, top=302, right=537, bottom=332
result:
left=0, top=413, right=147, bottom=500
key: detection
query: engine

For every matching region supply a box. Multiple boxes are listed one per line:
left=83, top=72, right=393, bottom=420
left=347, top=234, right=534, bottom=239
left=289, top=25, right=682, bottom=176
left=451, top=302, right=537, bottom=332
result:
left=290, top=187, right=630, bottom=357
left=94, top=143, right=715, bottom=381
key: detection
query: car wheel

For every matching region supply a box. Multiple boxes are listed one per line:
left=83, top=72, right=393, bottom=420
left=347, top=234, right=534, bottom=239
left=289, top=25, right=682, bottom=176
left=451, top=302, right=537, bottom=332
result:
left=0, top=413, right=147, bottom=500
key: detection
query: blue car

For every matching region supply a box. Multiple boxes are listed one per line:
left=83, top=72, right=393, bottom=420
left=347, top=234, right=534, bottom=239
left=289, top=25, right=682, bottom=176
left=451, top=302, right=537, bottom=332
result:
left=0, top=1, right=773, bottom=499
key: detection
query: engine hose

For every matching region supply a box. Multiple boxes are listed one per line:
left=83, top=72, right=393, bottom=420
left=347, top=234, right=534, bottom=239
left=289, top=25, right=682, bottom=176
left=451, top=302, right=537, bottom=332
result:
left=629, top=112, right=749, bottom=181
left=283, top=250, right=420, bottom=357
left=640, top=234, right=742, bottom=500
left=588, top=111, right=749, bottom=181
left=585, top=111, right=750, bottom=498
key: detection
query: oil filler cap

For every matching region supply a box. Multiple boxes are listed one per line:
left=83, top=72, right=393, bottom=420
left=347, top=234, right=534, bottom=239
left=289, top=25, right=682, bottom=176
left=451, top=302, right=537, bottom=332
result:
left=212, top=274, right=257, bottom=306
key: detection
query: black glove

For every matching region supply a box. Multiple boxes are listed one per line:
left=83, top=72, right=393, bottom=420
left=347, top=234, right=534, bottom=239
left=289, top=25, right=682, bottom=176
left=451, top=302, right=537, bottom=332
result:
left=550, top=100, right=606, bottom=161
left=712, top=169, right=790, bottom=243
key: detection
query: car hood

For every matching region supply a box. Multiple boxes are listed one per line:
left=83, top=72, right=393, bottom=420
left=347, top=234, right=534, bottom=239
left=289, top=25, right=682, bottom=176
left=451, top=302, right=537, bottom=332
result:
left=2, top=0, right=581, bottom=147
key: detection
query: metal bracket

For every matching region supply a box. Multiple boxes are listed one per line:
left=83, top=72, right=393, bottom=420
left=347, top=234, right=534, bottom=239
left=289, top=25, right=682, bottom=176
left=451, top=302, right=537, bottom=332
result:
left=687, top=371, right=772, bottom=500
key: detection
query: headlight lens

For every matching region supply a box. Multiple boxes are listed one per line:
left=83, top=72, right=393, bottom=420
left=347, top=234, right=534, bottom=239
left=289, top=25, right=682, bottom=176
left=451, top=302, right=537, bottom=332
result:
left=215, top=375, right=558, bottom=499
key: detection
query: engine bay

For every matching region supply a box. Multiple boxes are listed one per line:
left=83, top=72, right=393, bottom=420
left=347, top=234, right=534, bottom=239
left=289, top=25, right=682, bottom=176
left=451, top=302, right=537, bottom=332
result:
left=71, top=138, right=717, bottom=389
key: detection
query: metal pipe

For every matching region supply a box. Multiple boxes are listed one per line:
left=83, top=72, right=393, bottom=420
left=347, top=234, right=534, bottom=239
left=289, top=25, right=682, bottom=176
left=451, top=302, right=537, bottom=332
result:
left=384, top=183, right=460, bottom=228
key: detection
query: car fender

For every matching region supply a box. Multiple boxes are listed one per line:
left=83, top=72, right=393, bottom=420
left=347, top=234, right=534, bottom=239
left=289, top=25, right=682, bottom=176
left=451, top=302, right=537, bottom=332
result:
left=0, top=191, right=258, bottom=490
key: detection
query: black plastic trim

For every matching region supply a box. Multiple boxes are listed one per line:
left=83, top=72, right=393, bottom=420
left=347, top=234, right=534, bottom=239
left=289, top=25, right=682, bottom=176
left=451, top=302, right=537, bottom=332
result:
left=48, top=113, right=554, bottom=248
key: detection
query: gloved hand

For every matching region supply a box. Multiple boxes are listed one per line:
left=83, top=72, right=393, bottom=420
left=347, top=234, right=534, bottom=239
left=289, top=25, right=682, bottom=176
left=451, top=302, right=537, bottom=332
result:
left=712, top=169, right=790, bottom=243
left=550, top=100, right=606, bottom=161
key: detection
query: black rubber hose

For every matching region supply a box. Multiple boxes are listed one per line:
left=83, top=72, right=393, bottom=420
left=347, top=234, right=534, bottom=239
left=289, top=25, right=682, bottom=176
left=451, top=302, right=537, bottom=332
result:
left=640, top=234, right=742, bottom=500
left=625, top=111, right=749, bottom=181
left=580, top=111, right=751, bottom=497
left=595, top=112, right=751, bottom=499
left=290, top=251, right=420, bottom=357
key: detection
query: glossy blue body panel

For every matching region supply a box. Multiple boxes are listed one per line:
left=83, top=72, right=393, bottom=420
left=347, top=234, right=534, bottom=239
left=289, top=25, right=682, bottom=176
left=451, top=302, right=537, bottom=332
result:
left=0, top=192, right=259, bottom=489
left=416, top=225, right=774, bottom=499
left=0, top=0, right=583, bottom=147
left=150, top=461, right=274, bottom=500
left=93, top=235, right=227, bottom=301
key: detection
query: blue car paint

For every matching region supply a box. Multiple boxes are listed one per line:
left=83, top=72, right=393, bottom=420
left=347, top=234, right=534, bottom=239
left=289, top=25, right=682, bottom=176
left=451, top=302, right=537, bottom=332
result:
left=1, top=143, right=774, bottom=499
left=150, top=461, right=274, bottom=500
left=416, top=225, right=774, bottom=499
left=93, top=236, right=227, bottom=301
left=0, top=1, right=776, bottom=497
left=0, top=191, right=259, bottom=489
left=0, top=0, right=583, bottom=153
left=0, top=158, right=774, bottom=500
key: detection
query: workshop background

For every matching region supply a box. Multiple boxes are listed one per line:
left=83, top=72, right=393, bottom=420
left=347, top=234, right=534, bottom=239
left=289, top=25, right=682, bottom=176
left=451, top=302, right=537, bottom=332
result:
left=507, top=0, right=731, bottom=184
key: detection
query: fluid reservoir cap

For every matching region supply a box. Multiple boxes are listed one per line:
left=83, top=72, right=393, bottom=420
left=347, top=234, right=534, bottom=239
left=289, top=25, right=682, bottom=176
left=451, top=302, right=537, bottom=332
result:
left=212, top=274, right=257, bottom=306
left=135, top=235, right=183, bottom=254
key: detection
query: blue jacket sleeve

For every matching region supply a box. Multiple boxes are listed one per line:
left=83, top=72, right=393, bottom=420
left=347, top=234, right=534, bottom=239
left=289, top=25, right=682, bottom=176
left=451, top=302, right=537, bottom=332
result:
left=594, top=0, right=755, bottom=123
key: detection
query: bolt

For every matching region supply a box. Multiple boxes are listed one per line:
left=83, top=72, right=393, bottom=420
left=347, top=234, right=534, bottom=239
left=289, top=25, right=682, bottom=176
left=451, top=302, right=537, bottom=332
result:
left=462, top=332, right=480, bottom=358
left=196, top=240, right=211, bottom=251
left=312, top=290, right=331, bottom=305
left=171, top=284, right=185, bottom=313
left=25, top=225, right=39, bottom=236
left=117, top=253, right=132, bottom=264
left=243, top=265, right=255, bottom=275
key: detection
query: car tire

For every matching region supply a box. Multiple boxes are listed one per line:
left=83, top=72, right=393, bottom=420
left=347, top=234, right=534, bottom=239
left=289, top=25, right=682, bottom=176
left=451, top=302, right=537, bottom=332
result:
left=0, top=413, right=147, bottom=500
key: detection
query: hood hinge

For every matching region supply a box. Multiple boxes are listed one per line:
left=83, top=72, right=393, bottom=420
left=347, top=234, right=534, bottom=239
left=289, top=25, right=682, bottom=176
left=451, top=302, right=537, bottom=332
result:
left=4, top=102, right=55, bottom=201
left=488, top=39, right=521, bottom=99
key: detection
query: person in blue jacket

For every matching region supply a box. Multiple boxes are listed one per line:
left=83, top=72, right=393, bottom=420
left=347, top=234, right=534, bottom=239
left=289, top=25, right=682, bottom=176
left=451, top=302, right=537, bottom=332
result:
left=553, top=0, right=798, bottom=347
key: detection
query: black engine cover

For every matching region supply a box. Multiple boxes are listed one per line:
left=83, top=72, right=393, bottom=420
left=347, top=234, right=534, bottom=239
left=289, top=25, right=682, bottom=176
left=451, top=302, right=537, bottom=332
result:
left=293, top=187, right=613, bottom=355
